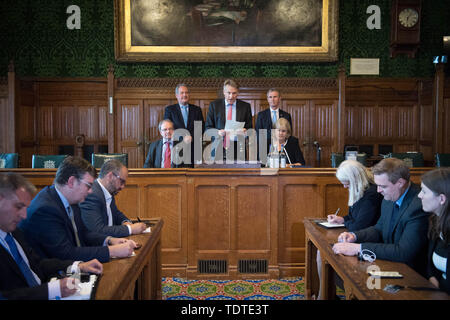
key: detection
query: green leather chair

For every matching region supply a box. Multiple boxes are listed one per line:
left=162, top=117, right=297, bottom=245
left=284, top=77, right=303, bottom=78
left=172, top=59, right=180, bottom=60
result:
left=384, top=152, right=424, bottom=167
left=435, top=153, right=450, bottom=167
left=91, top=153, right=128, bottom=168
left=32, top=155, right=68, bottom=169
left=331, top=153, right=368, bottom=168
left=0, top=153, right=19, bottom=168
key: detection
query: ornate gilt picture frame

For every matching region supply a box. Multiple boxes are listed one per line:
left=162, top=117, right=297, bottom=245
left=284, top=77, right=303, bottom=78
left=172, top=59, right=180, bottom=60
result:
left=114, top=0, right=339, bottom=62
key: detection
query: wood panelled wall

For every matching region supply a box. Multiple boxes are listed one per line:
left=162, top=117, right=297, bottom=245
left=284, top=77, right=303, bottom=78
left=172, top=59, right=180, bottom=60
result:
left=10, top=168, right=430, bottom=279
left=3, top=64, right=449, bottom=167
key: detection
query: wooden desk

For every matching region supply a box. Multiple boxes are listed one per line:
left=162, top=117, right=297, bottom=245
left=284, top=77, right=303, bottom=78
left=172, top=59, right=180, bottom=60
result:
left=95, top=218, right=163, bottom=300
left=304, top=218, right=449, bottom=300
left=2, top=168, right=433, bottom=279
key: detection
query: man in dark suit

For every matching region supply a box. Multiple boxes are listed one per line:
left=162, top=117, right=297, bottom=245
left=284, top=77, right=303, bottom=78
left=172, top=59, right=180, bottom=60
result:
left=80, top=159, right=147, bottom=237
left=164, top=84, right=205, bottom=167
left=144, top=119, right=187, bottom=168
left=333, top=158, right=429, bottom=275
left=20, top=156, right=137, bottom=264
left=0, top=172, right=102, bottom=300
left=205, top=79, right=253, bottom=161
left=255, top=89, right=292, bottom=159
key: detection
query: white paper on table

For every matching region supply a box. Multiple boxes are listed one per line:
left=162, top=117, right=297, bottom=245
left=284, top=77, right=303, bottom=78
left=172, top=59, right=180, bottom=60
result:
left=143, top=226, right=151, bottom=233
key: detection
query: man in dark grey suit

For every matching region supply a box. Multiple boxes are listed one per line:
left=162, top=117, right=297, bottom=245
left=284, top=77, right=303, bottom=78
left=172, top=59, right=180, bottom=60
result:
left=255, top=88, right=292, bottom=156
left=80, top=159, right=147, bottom=237
left=164, top=84, right=205, bottom=166
left=333, top=158, right=429, bottom=275
left=205, top=79, right=253, bottom=161
left=144, top=119, right=186, bottom=168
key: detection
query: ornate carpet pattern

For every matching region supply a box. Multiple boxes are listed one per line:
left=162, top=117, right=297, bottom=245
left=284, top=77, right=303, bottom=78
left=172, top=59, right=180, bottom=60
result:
left=162, top=277, right=305, bottom=300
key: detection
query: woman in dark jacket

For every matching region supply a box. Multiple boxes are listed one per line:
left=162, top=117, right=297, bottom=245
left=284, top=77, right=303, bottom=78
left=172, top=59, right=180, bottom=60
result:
left=316, top=160, right=383, bottom=299
left=269, top=118, right=305, bottom=166
left=418, top=168, right=450, bottom=294
left=327, top=160, right=383, bottom=232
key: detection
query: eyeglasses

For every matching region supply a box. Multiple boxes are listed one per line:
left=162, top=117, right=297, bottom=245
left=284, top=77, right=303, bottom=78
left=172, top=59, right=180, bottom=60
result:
left=78, top=179, right=93, bottom=190
left=114, top=174, right=126, bottom=185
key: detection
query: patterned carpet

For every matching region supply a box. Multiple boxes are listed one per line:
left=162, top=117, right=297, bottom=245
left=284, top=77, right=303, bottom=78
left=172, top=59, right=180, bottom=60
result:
left=162, top=277, right=305, bottom=300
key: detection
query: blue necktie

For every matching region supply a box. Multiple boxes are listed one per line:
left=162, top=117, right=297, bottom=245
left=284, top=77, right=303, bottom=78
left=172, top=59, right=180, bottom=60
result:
left=5, top=233, right=39, bottom=287
left=272, top=110, right=277, bottom=127
left=181, top=105, right=188, bottom=128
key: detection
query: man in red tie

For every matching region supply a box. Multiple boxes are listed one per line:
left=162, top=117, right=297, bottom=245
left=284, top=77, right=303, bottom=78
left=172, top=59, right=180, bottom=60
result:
left=144, top=119, right=177, bottom=168
left=205, top=79, right=253, bottom=162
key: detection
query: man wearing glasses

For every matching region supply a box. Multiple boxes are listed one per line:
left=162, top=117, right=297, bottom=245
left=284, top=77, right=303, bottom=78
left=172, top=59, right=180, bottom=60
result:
left=79, top=159, right=147, bottom=237
left=20, top=156, right=137, bottom=263
left=144, top=119, right=181, bottom=168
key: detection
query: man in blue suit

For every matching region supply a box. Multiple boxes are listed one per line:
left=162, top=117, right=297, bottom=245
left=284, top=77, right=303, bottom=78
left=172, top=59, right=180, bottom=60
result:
left=80, top=159, right=147, bottom=237
left=0, top=172, right=102, bottom=300
left=164, top=84, right=205, bottom=166
left=20, top=156, right=137, bottom=263
left=333, top=158, right=429, bottom=276
left=255, top=88, right=292, bottom=157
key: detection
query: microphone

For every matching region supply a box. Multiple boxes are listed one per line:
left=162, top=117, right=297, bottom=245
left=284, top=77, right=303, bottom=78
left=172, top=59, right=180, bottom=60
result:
left=282, top=146, right=292, bottom=164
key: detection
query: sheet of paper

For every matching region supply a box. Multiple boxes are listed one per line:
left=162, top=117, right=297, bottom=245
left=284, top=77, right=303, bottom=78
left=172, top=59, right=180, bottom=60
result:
left=143, top=226, right=151, bottom=233
left=318, top=221, right=345, bottom=228
left=224, top=120, right=245, bottom=131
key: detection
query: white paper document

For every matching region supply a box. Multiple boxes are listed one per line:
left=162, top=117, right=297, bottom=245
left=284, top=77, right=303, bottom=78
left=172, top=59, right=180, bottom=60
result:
left=224, top=120, right=245, bottom=131
left=318, top=221, right=345, bottom=228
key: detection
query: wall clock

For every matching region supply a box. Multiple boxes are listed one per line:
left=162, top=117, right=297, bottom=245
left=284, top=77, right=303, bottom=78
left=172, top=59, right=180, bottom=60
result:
left=390, top=0, right=422, bottom=58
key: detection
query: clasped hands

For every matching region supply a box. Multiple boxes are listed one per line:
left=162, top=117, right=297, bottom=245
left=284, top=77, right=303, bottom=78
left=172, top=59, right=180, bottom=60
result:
left=332, top=232, right=361, bottom=256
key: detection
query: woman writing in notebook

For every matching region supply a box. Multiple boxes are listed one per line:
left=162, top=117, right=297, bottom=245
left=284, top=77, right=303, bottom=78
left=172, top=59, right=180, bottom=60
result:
left=315, top=160, right=382, bottom=299
left=418, top=168, right=450, bottom=294
left=327, top=160, right=383, bottom=231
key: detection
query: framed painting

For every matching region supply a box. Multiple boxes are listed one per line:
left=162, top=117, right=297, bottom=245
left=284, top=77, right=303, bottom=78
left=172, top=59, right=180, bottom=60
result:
left=114, top=0, right=339, bottom=62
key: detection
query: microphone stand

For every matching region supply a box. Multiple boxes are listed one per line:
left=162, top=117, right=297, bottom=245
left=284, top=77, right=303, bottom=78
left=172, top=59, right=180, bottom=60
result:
left=313, top=141, right=321, bottom=167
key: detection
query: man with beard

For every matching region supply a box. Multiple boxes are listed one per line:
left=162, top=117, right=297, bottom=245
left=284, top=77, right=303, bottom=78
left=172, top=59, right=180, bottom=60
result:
left=79, top=159, right=147, bottom=238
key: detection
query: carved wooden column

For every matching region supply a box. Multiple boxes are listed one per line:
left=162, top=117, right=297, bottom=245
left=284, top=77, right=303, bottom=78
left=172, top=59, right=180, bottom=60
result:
left=7, top=60, right=16, bottom=153
left=433, top=63, right=445, bottom=154
left=337, top=65, right=346, bottom=153
left=107, top=65, right=115, bottom=153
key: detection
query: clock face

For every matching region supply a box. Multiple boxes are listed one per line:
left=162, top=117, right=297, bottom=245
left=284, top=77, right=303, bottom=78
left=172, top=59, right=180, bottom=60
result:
left=398, top=8, right=419, bottom=28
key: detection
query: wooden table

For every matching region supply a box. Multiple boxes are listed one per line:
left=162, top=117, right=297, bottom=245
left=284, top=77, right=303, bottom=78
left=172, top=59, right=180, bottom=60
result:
left=304, top=218, right=449, bottom=300
left=94, top=218, right=163, bottom=300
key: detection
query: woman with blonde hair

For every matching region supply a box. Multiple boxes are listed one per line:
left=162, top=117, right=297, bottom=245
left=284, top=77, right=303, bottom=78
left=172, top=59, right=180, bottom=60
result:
left=269, top=118, right=305, bottom=166
left=327, top=160, right=383, bottom=231
left=418, top=168, right=450, bottom=294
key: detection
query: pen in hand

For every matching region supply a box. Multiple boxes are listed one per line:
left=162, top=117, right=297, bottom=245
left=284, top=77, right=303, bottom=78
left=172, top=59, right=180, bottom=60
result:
left=327, top=208, right=341, bottom=224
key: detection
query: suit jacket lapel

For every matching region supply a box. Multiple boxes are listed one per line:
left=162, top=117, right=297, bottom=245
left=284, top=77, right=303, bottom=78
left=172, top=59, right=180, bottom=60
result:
left=387, top=185, right=415, bottom=240
left=175, top=105, right=186, bottom=129
left=49, top=186, right=79, bottom=246
left=155, top=139, right=163, bottom=168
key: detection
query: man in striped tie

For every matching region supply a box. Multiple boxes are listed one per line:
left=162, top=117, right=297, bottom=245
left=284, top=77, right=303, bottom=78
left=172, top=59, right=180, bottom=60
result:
left=0, top=172, right=103, bottom=300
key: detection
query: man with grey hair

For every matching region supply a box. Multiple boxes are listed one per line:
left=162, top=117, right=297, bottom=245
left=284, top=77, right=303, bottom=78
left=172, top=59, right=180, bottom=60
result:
left=205, top=79, right=253, bottom=161
left=255, top=88, right=292, bottom=157
left=80, top=159, right=147, bottom=237
left=144, top=119, right=181, bottom=168
left=163, top=84, right=204, bottom=166
left=0, top=172, right=102, bottom=300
